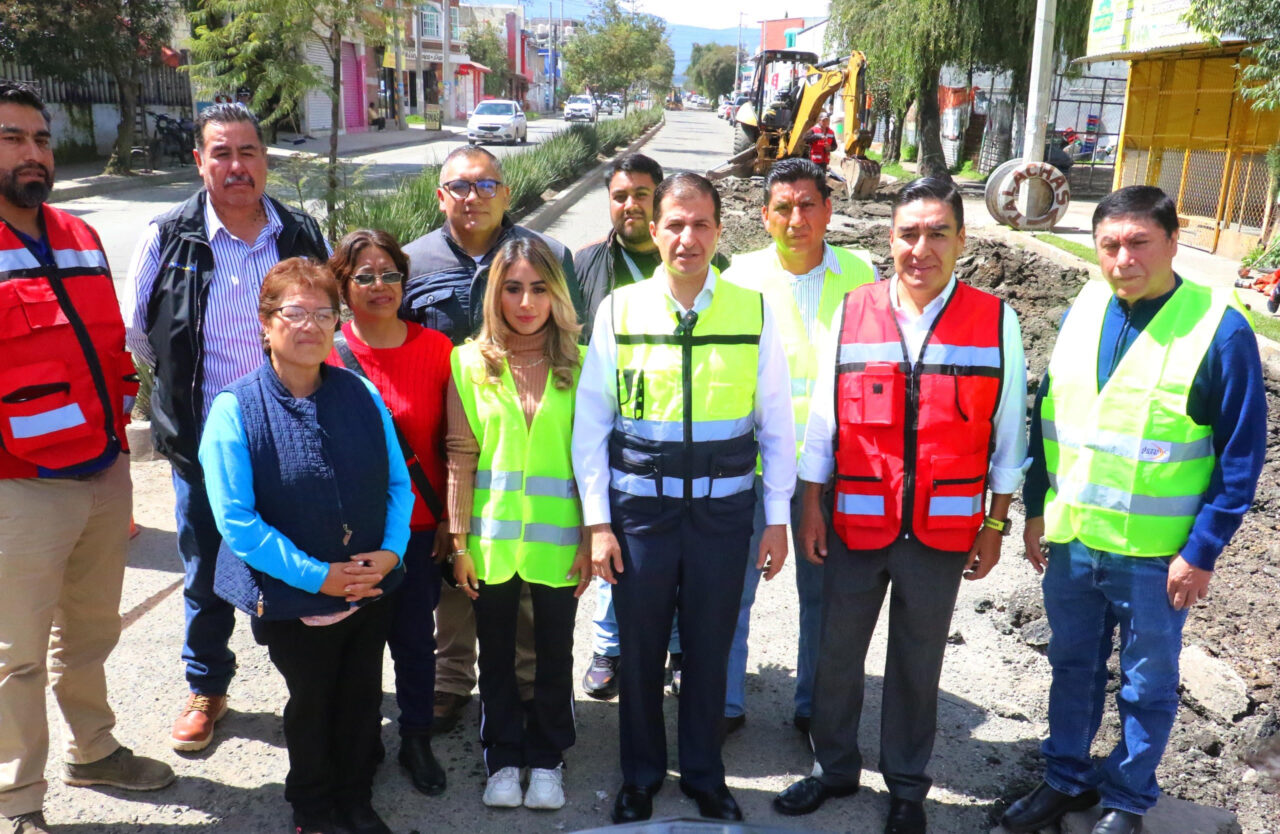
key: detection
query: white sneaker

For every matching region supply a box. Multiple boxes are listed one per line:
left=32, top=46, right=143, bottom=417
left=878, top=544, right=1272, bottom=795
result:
left=524, top=765, right=565, bottom=810
left=483, top=766, right=523, bottom=808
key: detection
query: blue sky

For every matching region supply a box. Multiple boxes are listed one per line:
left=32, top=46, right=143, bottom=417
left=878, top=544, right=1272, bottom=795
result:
left=466, top=0, right=829, bottom=31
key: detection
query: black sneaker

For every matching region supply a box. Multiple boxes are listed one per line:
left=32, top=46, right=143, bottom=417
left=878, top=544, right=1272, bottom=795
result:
left=582, top=653, right=620, bottom=700
left=667, top=653, right=683, bottom=697
left=1268, top=283, right=1279, bottom=314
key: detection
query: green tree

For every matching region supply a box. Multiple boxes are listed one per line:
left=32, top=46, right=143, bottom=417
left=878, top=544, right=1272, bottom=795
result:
left=187, top=0, right=387, bottom=237
left=1186, top=0, right=1280, bottom=108
left=0, top=0, right=172, bottom=174
left=465, top=21, right=512, bottom=98
left=688, top=44, right=736, bottom=101
left=563, top=0, right=668, bottom=109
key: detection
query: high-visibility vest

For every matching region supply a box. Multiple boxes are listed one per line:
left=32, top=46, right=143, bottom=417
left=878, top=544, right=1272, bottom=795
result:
left=1042, top=279, right=1230, bottom=557
left=724, top=245, right=875, bottom=460
left=832, top=279, right=1004, bottom=553
left=608, top=269, right=763, bottom=506
left=0, top=205, right=137, bottom=477
left=452, top=341, right=583, bottom=587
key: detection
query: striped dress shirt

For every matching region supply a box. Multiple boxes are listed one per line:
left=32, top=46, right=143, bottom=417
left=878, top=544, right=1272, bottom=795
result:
left=124, top=197, right=288, bottom=422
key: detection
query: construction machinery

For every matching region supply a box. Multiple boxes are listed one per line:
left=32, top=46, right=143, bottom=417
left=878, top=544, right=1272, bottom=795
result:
left=708, top=49, right=881, bottom=198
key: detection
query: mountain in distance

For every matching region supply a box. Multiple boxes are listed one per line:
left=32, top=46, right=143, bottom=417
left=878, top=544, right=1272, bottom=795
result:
left=668, top=23, right=760, bottom=87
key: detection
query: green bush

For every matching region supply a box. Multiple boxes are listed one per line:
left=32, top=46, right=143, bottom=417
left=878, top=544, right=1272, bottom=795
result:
left=334, top=109, right=662, bottom=245
left=902, top=143, right=918, bottom=162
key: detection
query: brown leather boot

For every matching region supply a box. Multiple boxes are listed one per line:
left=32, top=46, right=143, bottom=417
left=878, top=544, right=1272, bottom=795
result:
left=170, top=693, right=228, bottom=752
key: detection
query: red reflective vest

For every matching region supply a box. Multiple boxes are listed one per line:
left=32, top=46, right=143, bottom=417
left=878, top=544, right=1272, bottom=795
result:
left=808, top=126, right=836, bottom=166
left=832, top=280, right=1003, bottom=552
left=0, top=205, right=135, bottom=478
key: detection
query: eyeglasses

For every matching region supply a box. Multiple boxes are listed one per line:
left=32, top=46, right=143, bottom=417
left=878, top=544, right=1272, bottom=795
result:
left=351, top=271, right=404, bottom=286
left=273, top=305, right=339, bottom=327
left=441, top=178, right=503, bottom=199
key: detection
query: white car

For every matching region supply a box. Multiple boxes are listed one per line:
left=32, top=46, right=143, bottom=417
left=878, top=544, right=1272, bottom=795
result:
left=466, top=100, right=528, bottom=145
left=563, top=94, right=597, bottom=123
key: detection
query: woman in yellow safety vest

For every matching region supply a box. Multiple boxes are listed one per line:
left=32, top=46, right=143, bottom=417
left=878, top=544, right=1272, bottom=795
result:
left=445, top=236, right=589, bottom=811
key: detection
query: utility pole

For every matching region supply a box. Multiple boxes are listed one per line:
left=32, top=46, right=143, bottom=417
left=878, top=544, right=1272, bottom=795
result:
left=549, top=0, right=556, bottom=111
left=394, top=0, right=407, bottom=129
left=415, top=2, right=423, bottom=116
left=736, top=12, right=744, bottom=95
left=1021, top=0, right=1057, bottom=216
left=442, top=0, right=453, bottom=122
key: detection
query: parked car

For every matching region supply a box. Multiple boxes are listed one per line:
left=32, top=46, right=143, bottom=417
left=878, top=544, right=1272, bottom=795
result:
left=564, top=94, right=597, bottom=122
left=467, top=99, right=528, bottom=145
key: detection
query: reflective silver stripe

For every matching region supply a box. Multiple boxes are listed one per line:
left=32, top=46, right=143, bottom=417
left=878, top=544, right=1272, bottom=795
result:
left=614, top=415, right=755, bottom=443
left=523, top=524, right=581, bottom=546
left=791, top=377, right=811, bottom=398
left=928, top=494, right=983, bottom=517
left=836, top=493, right=885, bottom=516
left=52, top=247, right=110, bottom=272
left=524, top=476, right=578, bottom=499
left=0, top=248, right=40, bottom=271
left=838, top=342, right=903, bottom=364
left=470, top=517, right=522, bottom=540
left=9, top=403, right=87, bottom=439
left=608, top=468, right=755, bottom=499
left=1042, top=420, right=1213, bottom=464
left=475, top=470, right=523, bottom=491
left=920, top=343, right=1001, bottom=368
left=1054, top=479, right=1204, bottom=517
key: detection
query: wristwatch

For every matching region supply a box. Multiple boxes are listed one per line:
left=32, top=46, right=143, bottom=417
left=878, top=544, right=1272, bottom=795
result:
left=982, top=516, right=1011, bottom=536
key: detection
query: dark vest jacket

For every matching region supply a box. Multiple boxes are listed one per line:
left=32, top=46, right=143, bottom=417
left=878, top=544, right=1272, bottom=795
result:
left=144, top=190, right=328, bottom=480
left=213, top=363, right=403, bottom=621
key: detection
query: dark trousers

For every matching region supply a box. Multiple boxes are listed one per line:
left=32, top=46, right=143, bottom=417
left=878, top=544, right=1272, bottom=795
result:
left=387, top=529, right=442, bottom=736
left=613, top=512, right=751, bottom=792
left=811, top=530, right=966, bottom=802
left=172, top=469, right=237, bottom=695
left=253, top=599, right=393, bottom=815
left=473, top=575, right=578, bottom=774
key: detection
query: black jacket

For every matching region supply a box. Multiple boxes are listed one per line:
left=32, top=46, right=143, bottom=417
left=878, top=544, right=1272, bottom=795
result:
left=144, top=190, right=328, bottom=481
left=400, top=215, right=583, bottom=345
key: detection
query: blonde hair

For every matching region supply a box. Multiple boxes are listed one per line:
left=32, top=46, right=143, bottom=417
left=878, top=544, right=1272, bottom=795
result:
left=475, top=237, right=581, bottom=389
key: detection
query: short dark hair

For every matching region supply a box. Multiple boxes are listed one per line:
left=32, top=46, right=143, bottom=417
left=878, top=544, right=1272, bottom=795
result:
left=328, top=229, right=410, bottom=305
left=764, top=157, right=831, bottom=202
left=892, top=176, right=964, bottom=229
left=652, top=171, right=721, bottom=226
left=195, top=103, right=263, bottom=149
left=1092, top=185, right=1178, bottom=238
left=606, top=153, right=663, bottom=187
left=440, top=144, right=503, bottom=179
left=0, top=80, right=51, bottom=125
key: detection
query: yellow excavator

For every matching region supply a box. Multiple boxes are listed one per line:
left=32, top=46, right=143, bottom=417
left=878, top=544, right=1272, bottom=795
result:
left=708, top=49, right=881, bottom=198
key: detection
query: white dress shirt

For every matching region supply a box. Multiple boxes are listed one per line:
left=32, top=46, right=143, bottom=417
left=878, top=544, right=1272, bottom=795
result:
left=573, top=267, right=797, bottom=527
left=799, top=274, right=1029, bottom=493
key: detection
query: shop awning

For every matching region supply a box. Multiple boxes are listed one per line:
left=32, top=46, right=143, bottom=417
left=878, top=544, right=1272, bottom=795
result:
left=455, top=60, right=491, bottom=76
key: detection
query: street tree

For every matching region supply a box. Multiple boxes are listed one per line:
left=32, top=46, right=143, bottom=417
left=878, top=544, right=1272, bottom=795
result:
left=187, top=0, right=387, bottom=238
left=1186, top=0, right=1280, bottom=109
left=465, top=21, right=512, bottom=98
left=563, top=0, right=668, bottom=107
left=0, top=0, right=172, bottom=175
left=688, top=44, right=737, bottom=101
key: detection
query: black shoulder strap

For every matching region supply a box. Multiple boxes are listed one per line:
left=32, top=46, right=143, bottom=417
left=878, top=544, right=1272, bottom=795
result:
left=334, top=332, right=447, bottom=521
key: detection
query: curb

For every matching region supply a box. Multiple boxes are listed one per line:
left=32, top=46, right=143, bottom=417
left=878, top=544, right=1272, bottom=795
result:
left=521, top=116, right=666, bottom=233
left=49, top=168, right=198, bottom=204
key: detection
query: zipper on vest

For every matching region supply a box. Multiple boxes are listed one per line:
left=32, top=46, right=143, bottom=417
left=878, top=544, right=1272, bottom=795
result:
left=681, top=324, right=693, bottom=506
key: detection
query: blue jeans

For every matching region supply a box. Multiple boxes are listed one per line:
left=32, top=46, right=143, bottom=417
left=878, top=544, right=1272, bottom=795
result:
left=387, top=529, right=442, bottom=736
left=1042, top=539, right=1188, bottom=815
left=725, top=477, right=820, bottom=719
left=172, top=469, right=237, bottom=695
left=591, top=578, right=679, bottom=657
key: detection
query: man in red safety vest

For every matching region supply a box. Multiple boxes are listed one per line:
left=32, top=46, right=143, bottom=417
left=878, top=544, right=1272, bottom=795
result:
left=772, top=177, right=1029, bottom=834
left=0, top=81, right=174, bottom=834
left=806, top=115, right=837, bottom=171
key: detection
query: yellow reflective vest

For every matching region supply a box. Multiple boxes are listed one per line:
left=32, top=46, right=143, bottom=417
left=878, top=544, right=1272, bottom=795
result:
left=452, top=342, right=583, bottom=587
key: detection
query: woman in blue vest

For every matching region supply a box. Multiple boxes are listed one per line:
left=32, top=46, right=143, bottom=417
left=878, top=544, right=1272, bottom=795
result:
left=199, top=258, right=413, bottom=834
left=445, top=237, right=590, bottom=811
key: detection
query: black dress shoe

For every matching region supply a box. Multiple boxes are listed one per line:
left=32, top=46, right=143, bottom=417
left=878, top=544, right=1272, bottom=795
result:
left=292, top=808, right=336, bottom=834
left=398, top=735, right=446, bottom=796
left=773, top=776, right=859, bottom=816
left=885, top=797, right=926, bottom=834
left=333, top=802, right=390, bottom=834
left=1092, top=809, right=1144, bottom=834
left=611, top=782, right=661, bottom=824
left=679, top=781, right=743, bottom=821
left=720, top=713, right=746, bottom=742
left=1000, top=781, right=1101, bottom=833
left=582, top=653, right=620, bottom=700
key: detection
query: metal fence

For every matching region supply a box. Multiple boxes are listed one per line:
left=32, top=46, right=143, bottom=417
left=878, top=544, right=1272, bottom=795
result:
left=0, top=58, right=193, bottom=109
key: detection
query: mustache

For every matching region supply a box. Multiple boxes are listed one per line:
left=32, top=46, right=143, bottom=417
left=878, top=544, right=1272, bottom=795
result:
left=15, top=162, right=52, bottom=183
left=223, top=173, right=254, bottom=187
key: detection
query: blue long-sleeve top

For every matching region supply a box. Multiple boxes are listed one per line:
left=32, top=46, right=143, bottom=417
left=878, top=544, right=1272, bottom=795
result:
left=1024, top=276, right=1267, bottom=570
left=199, top=376, right=414, bottom=594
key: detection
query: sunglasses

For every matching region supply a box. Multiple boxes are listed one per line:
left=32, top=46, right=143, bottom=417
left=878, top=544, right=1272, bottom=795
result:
left=351, top=270, right=404, bottom=286
left=441, top=178, right=503, bottom=199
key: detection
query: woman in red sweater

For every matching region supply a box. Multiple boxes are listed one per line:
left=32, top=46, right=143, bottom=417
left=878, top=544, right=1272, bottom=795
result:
left=326, top=230, right=453, bottom=799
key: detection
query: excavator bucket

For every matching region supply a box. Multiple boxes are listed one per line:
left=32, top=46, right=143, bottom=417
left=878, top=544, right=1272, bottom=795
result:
left=841, top=157, right=881, bottom=199
left=706, top=145, right=759, bottom=181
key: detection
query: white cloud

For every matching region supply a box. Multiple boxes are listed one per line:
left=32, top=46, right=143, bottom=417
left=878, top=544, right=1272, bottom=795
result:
left=636, top=0, right=830, bottom=30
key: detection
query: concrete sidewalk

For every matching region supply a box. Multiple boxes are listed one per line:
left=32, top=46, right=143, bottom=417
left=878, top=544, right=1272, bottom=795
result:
left=49, top=122, right=461, bottom=204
